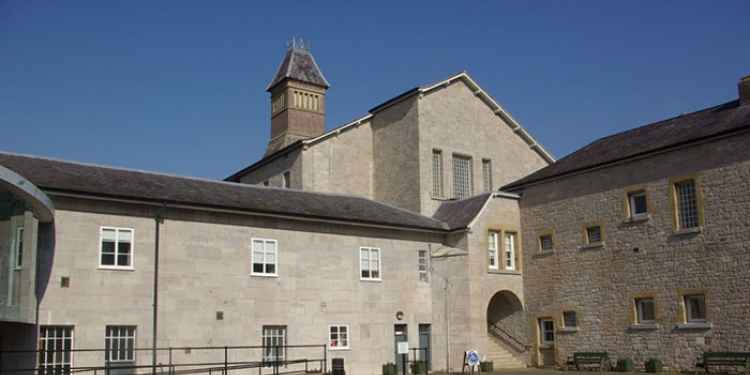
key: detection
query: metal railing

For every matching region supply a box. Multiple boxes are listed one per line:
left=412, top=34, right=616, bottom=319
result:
left=487, top=322, right=530, bottom=353
left=0, top=344, right=327, bottom=375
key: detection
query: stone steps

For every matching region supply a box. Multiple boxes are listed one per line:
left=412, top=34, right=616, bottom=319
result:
left=485, top=336, right=526, bottom=369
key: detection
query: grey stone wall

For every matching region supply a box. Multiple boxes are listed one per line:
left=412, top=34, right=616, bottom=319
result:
left=519, top=131, right=750, bottom=370
left=36, top=196, right=448, bottom=375
left=237, top=148, right=303, bottom=189
left=372, top=96, right=422, bottom=213
left=303, top=120, right=374, bottom=198
left=417, top=80, right=549, bottom=216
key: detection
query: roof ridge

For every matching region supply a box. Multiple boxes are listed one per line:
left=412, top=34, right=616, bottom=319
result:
left=0, top=150, right=445, bottom=224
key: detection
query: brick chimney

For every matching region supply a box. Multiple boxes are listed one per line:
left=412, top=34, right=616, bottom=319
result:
left=740, top=75, right=750, bottom=106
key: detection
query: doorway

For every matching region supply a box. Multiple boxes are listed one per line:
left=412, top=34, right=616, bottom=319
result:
left=394, top=324, right=408, bottom=371
left=538, top=318, right=555, bottom=367
left=418, top=324, right=431, bottom=370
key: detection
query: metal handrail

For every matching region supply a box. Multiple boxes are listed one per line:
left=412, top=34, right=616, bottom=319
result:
left=487, top=322, right=530, bottom=352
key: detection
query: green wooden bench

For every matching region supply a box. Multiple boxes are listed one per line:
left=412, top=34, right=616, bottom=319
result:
left=572, top=352, right=610, bottom=371
left=696, top=352, right=750, bottom=373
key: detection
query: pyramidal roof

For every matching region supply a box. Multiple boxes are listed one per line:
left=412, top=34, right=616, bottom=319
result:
left=266, top=45, right=330, bottom=91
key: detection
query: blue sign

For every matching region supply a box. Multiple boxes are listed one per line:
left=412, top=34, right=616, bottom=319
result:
left=466, top=350, right=480, bottom=366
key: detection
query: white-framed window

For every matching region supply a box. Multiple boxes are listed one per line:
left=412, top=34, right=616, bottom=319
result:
left=482, top=159, right=492, bottom=192
left=252, top=238, right=278, bottom=276
left=488, top=231, right=499, bottom=270
left=418, top=250, right=429, bottom=282
left=504, top=232, right=517, bottom=271
left=328, top=325, right=349, bottom=350
left=452, top=154, right=473, bottom=200
left=282, top=171, right=291, bottom=189
left=432, top=150, right=444, bottom=198
left=586, top=225, right=602, bottom=244
left=684, top=294, right=706, bottom=323
left=539, top=234, right=554, bottom=253
left=100, top=227, right=134, bottom=269
left=635, top=298, right=656, bottom=324
left=262, top=325, right=287, bottom=362
left=675, top=179, right=699, bottom=229
left=359, top=247, right=381, bottom=280
left=39, top=325, right=74, bottom=374
left=14, top=227, right=24, bottom=269
left=105, top=326, right=136, bottom=363
left=628, top=190, right=647, bottom=217
left=563, top=311, right=577, bottom=328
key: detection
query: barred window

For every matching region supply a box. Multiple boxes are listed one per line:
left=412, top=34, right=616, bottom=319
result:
left=39, top=326, right=73, bottom=374
left=675, top=180, right=699, bottom=229
left=684, top=294, right=706, bottom=322
left=482, top=159, right=492, bottom=192
left=432, top=150, right=444, bottom=197
left=418, top=250, right=429, bottom=282
left=262, top=326, right=287, bottom=362
left=636, top=298, right=656, bottom=324
left=452, top=155, right=473, bottom=199
left=586, top=225, right=602, bottom=244
left=105, top=326, right=136, bottom=362
left=563, top=311, right=577, bottom=328
left=539, top=234, right=554, bottom=253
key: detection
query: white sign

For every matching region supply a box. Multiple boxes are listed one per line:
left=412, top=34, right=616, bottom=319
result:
left=397, top=342, right=409, bottom=354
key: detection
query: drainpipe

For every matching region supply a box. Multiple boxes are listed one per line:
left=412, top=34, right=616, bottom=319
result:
left=152, top=207, right=165, bottom=374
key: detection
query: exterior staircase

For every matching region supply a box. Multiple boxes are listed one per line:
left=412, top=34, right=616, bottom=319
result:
left=486, top=323, right=529, bottom=369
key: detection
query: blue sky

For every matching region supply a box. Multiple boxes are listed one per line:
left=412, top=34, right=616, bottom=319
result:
left=1, top=1, right=748, bottom=179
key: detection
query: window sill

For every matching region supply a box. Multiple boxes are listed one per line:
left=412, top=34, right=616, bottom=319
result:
left=328, top=347, right=351, bottom=351
left=624, top=214, right=651, bottom=224
left=98, top=266, right=135, bottom=272
left=672, top=226, right=703, bottom=236
left=360, top=278, right=382, bottom=283
left=628, top=323, right=659, bottom=331
left=431, top=196, right=451, bottom=201
left=532, top=252, right=554, bottom=259
left=250, top=273, right=279, bottom=278
left=558, top=327, right=578, bottom=333
left=578, top=242, right=605, bottom=251
left=13, top=267, right=23, bottom=271
left=488, top=270, right=522, bottom=276
left=674, top=322, right=712, bottom=331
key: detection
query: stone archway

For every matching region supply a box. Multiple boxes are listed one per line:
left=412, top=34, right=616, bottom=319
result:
left=486, top=290, right=528, bottom=366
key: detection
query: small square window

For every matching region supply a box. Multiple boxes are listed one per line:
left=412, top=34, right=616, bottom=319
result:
left=628, top=191, right=647, bottom=217
left=586, top=226, right=602, bottom=244
left=329, top=325, right=349, bottom=350
left=100, top=228, right=134, bottom=269
left=539, top=234, right=554, bottom=253
left=635, top=298, right=656, bottom=324
left=563, top=311, right=577, bottom=328
left=684, top=294, right=706, bottom=322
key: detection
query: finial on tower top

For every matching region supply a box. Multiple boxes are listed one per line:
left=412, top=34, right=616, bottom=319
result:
left=287, top=37, right=310, bottom=51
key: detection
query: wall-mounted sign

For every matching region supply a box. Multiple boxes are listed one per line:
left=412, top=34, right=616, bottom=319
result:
left=465, top=350, right=480, bottom=366
left=397, top=341, right=409, bottom=354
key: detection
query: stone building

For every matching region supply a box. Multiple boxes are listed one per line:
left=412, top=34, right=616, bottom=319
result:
left=0, top=41, right=748, bottom=374
left=503, top=75, right=750, bottom=369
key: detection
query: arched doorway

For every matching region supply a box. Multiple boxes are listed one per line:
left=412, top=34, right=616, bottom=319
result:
left=485, top=290, right=528, bottom=367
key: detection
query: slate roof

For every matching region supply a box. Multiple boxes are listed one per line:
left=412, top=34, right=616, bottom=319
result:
left=0, top=152, right=449, bottom=232
left=504, top=100, right=750, bottom=190
left=266, top=47, right=330, bottom=91
left=432, top=193, right=492, bottom=230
